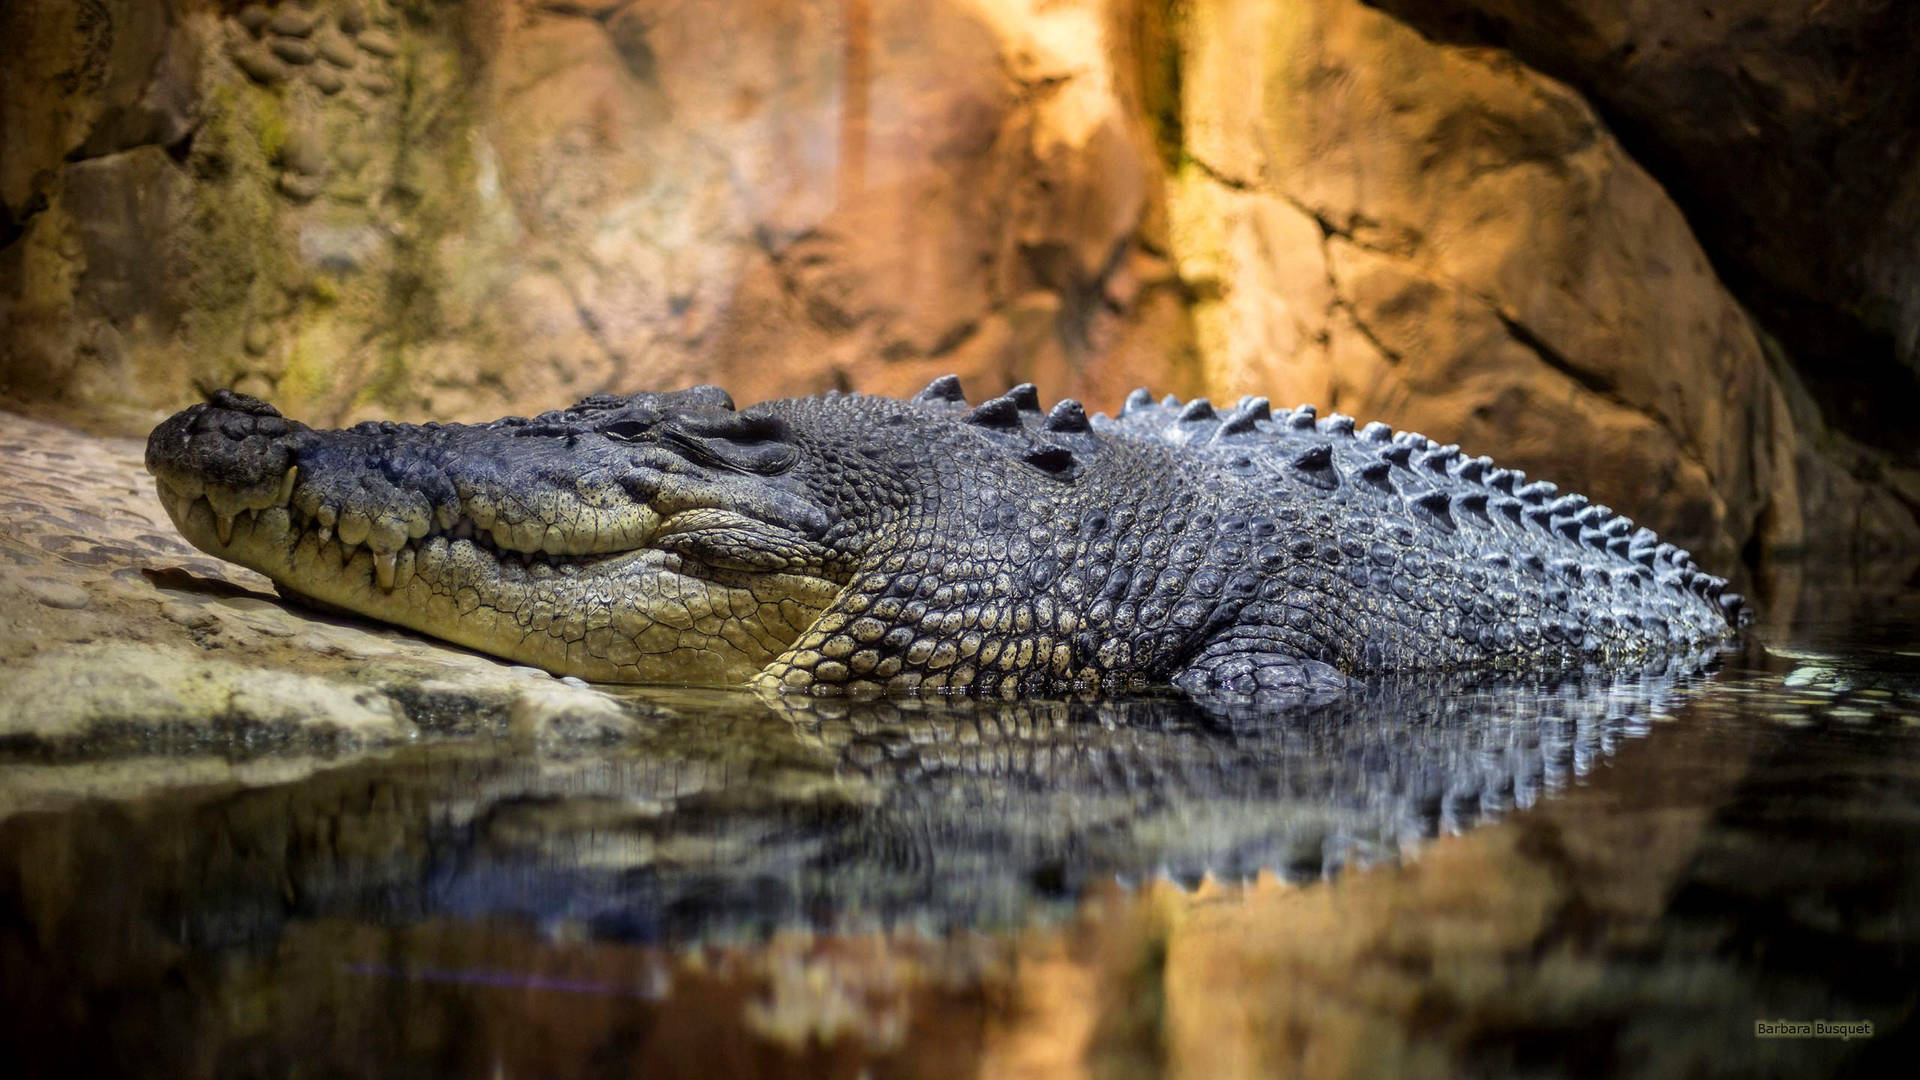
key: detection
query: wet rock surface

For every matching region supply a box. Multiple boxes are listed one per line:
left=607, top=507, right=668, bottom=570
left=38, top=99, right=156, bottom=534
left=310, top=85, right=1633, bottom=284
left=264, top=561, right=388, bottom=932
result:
left=1, top=1, right=1915, bottom=564
left=0, top=410, right=652, bottom=783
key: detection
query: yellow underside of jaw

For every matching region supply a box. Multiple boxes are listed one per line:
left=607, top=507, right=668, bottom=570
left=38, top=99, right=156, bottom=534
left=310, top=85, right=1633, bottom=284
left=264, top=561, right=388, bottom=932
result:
left=161, top=493, right=841, bottom=685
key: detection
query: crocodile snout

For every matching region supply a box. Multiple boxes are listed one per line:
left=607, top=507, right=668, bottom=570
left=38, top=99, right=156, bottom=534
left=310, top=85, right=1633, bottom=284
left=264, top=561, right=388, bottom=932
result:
left=146, top=390, right=304, bottom=545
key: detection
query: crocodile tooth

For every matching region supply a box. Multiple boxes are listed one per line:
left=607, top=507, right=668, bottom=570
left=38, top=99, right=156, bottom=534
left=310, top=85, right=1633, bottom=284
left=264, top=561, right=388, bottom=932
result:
left=336, top=507, right=371, bottom=547
left=215, top=511, right=236, bottom=546
left=338, top=540, right=358, bottom=568
left=393, top=546, right=417, bottom=591
left=277, top=466, right=298, bottom=506
left=373, top=547, right=398, bottom=591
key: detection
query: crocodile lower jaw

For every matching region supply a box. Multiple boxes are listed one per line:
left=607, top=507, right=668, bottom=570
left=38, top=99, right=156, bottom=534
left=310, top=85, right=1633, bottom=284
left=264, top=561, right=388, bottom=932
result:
left=157, top=485, right=840, bottom=685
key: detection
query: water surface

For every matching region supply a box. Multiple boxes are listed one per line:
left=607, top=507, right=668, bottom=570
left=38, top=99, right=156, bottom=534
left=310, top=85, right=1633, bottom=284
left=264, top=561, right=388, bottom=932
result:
left=2, top=562, right=1915, bottom=1077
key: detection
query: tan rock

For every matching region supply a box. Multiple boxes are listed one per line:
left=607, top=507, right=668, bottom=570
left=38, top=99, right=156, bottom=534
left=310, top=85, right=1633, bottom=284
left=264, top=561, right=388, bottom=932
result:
left=0, top=0, right=1911, bottom=561
left=1166, top=0, right=1844, bottom=562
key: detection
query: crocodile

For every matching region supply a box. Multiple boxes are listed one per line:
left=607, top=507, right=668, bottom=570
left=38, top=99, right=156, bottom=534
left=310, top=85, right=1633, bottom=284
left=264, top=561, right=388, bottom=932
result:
left=145, top=379, right=1745, bottom=696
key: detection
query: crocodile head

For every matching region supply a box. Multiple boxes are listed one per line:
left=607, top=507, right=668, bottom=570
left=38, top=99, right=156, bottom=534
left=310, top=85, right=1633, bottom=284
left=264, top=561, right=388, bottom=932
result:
left=146, top=389, right=848, bottom=684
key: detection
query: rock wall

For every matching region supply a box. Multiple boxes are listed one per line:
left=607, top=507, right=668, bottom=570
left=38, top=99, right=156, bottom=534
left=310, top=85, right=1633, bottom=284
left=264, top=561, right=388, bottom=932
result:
left=2, top=0, right=1915, bottom=563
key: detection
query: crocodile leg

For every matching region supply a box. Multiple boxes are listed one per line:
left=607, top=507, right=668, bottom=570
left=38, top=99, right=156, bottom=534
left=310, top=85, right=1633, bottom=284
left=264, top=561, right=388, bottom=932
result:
left=1171, top=635, right=1351, bottom=697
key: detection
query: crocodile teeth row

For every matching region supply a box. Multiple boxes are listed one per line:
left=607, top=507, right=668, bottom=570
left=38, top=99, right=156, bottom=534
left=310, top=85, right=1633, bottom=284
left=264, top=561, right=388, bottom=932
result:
left=168, top=470, right=578, bottom=594
left=165, top=466, right=303, bottom=547
left=282, top=505, right=577, bottom=593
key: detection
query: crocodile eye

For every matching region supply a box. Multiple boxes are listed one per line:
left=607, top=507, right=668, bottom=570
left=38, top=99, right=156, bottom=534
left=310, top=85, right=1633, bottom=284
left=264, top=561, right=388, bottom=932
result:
left=602, top=420, right=651, bottom=442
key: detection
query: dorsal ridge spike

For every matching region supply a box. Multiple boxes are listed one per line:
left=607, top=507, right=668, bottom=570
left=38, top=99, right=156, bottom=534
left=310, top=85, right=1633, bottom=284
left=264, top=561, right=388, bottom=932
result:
left=1023, top=445, right=1077, bottom=475
left=1178, top=398, right=1216, bottom=422
left=913, top=374, right=966, bottom=405
left=1548, top=493, right=1590, bottom=516
left=1044, top=399, right=1090, bottom=432
left=1517, top=481, right=1557, bottom=505
left=1006, top=383, right=1041, bottom=412
left=1218, top=397, right=1270, bottom=434
left=963, top=396, right=1022, bottom=429
left=1292, top=443, right=1334, bottom=470
left=1121, top=387, right=1154, bottom=416
left=1410, top=489, right=1454, bottom=529
left=1359, top=421, right=1394, bottom=443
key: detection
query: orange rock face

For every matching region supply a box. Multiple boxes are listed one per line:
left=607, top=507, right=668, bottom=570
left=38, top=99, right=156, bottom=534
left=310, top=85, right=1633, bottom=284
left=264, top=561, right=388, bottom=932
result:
left=1, top=0, right=1914, bottom=561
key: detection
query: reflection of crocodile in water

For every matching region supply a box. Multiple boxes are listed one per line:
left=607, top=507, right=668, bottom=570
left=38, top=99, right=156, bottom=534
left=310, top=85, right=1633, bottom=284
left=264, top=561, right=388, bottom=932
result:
left=0, top=665, right=1703, bottom=943
left=146, top=381, right=1743, bottom=695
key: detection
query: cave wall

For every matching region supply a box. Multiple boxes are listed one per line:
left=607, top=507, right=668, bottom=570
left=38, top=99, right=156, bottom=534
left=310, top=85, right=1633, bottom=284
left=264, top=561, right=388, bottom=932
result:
left=2, top=0, right=1916, bottom=564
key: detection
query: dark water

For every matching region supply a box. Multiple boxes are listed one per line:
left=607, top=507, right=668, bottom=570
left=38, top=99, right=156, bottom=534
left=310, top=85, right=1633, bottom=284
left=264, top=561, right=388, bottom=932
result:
left=2, top=562, right=1916, bottom=1077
